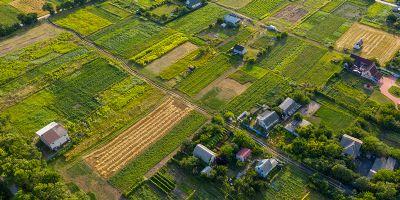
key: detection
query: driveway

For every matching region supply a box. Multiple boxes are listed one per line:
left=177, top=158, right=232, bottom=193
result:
left=380, top=76, right=400, bottom=106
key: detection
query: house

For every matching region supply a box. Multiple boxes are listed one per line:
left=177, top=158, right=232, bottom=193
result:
left=193, top=144, right=216, bottom=164
left=224, top=14, right=242, bottom=27
left=201, top=166, right=213, bottom=176
left=340, top=134, right=363, bottom=159
left=346, top=54, right=383, bottom=83
left=36, top=122, right=70, bottom=151
left=266, top=25, right=278, bottom=32
left=232, top=44, right=247, bottom=55
left=185, top=0, right=202, bottom=9
left=279, top=97, right=301, bottom=119
left=368, top=157, right=397, bottom=178
left=284, top=119, right=311, bottom=137
left=255, top=158, right=278, bottom=178
left=236, top=148, right=252, bottom=162
left=256, top=110, right=280, bottom=131
left=354, top=38, right=363, bottom=50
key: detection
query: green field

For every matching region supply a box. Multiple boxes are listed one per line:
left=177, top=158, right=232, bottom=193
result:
left=110, top=112, right=207, bottom=193
left=332, top=2, right=367, bottom=21
left=360, top=2, right=392, bottom=28
left=320, top=0, right=346, bottom=13
left=294, top=11, right=351, bottom=46
left=89, top=18, right=176, bottom=58
left=218, top=0, right=253, bottom=9
left=177, top=54, right=234, bottom=96
left=226, top=70, right=291, bottom=115
left=167, top=4, right=228, bottom=34
left=54, top=8, right=112, bottom=36
left=0, top=3, right=20, bottom=26
left=239, top=0, right=288, bottom=19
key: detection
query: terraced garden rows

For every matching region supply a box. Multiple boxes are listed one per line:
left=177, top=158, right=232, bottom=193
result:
left=85, top=98, right=192, bottom=178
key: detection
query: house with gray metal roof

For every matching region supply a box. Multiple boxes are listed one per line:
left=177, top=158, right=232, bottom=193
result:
left=185, top=0, right=202, bottom=9
left=224, top=14, right=242, bottom=27
left=368, top=157, right=397, bottom=178
left=193, top=144, right=216, bottom=164
left=255, top=158, right=278, bottom=178
left=279, top=97, right=301, bottom=119
left=256, top=110, right=280, bottom=131
left=340, top=134, right=363, bottom=159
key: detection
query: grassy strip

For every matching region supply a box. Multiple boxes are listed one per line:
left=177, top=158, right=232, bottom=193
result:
left=389, top=86, right=400, bottom=98
left=110, top=111, right=208, bottom=193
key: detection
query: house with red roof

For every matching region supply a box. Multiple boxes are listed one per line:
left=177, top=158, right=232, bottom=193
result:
left=347, top=54, right=383, bottom=83
left=236, top=148, right=252, bottom=162
left=36, top=122, right=70, bottom=151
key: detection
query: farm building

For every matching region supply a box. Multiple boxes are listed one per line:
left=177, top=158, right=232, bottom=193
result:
left=236, top=148, right=251, bottom=162
left=232, top=44, right=247, bottom=55
left=354, top=39, right=363, bottom=50
left=279, top=97, right=301, bottom=119
left=36, top=122, right=70, bottom=151
left=256, top=110, right=280, bottom=131
left=255, top=158, right=278, bottom=178
left=346, top=54, right=383, bottom=83
left=368, top=157, right=397, bottom=179
left=185, top=0, right=202, bottom=9
left=224, top=14, right=242, bottom=27
left=340, top=134, right=363, bottom=159
left=284, top=119, right=311, bottom=137
left=193, top=144, right=216, bottom=164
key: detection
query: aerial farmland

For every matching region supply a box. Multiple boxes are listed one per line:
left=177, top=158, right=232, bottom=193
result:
left=1, top=0, right=400, bottom=199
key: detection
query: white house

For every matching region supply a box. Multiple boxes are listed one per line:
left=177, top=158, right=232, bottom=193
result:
left=193, top=144, right=216, bottom=164
left=256, top=110, right=280, bottom=131
left=185, top=0, right=202, bottom=9
left=279, top=97, right=301, bottom=119
left=233, top=44, right=247, bottom=55
left=340, top=134, right=363, bottom=159
left=224, top=14, right=242, bottom=27
left=255, top=158, right=278, bottom=178
left=36, top=122, right=70, bottom=150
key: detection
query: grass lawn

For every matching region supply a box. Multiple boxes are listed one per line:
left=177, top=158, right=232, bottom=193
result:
left=0, top=3, right=20, bottom=26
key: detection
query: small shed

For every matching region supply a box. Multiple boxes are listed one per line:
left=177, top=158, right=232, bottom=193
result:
left=236, top=148, right=252, bottom=162
left=193, top=144, right=216, bottom=164
left=201, top=166, right=213, bottom=176
left=36, top=122, right=70, bottom=151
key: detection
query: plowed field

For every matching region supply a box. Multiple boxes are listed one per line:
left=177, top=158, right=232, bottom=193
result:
left=85, top=98, right=192, bottom=178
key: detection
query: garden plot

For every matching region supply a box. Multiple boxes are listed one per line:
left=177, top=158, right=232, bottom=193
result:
left=239, top=0, right=289, bottom=19
left=9, top=0, right=47, bottom=16
left=335, top=23, right=400, bottom=65
left=146, top=42, right=198, bottom=74
left=54, top=8, right=112, bottom=36
left=217, top=0, right=253, bottom=9
left=332, top=2, right=367, bottom=21
left=85, top=98, right=192, bottom=179
left=0, top=23, right=63, bottom=56
left=272, top=4, right=308, bottom=24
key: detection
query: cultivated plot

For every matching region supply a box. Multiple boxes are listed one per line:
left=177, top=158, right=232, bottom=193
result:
left=9, top=0, right=47, bottom=16
left=336, top=23, right=400, bottom=64
left=85, top=98, right=192, bottom=178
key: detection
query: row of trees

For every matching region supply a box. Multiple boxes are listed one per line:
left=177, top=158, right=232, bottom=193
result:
left=0, top=13, right=37, bottom=37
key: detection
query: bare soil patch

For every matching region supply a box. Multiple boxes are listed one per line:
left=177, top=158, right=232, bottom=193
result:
left=216, top=78, right=250, bottom=101
left=10, top=0, right=48, bottom=16
left=300, top=101, right=321, bottom=117
left=146, top=42, right=198, bottom=74
left=336, top=23, right=400, bottom=65
left=85, top=98, right=192, bottom=179
left=0, top=23, right=63, bottom=56
left=273, top=4, right=308, bottom=23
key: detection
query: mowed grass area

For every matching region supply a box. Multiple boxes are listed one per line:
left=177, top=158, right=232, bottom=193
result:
left=217, top=0, right=253, bottom=9
left=0, top=3, right=20, bottom=26
left=110, top=111, right=208, bottom=193
left=294, top=11, right=351, bottom=46
left=239, top=0, right=288, bottom=19
left=258, top=166, right=312, bottom=200
left=53, top=8, right=112, bottom=36
left=89, top=18, right=176, bottom=59
left=167, top=4, right=228, bottom=34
